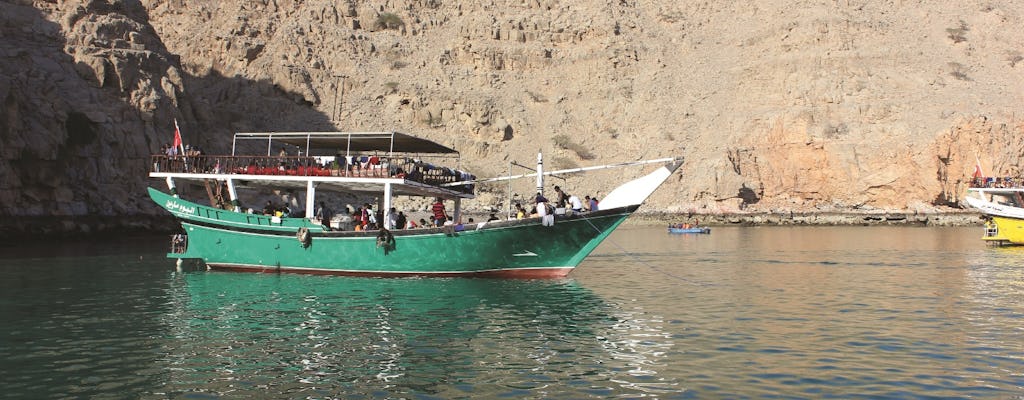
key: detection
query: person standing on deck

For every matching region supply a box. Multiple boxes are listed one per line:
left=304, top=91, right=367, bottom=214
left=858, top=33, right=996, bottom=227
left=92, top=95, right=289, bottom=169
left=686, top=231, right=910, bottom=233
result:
left=431, top=198, right=448, bottom=227
left=536, top=193, right=554, bottom=226
left=553, top=186, right=568, bottom=208
left=315, top=201, right=332, bottom=229
left=386, top=207, right=399, bottom=230
left=396, top=211, right=408, bottom=230
left=359, top=204, right=370, bottom=229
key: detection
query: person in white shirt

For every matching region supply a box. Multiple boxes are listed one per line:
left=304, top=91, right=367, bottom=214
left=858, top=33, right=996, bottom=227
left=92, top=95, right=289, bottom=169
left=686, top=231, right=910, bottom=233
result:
left=568, top=194, right=583, bottom=213
left=536, top=193, right=554, bottom=226
left=386, top=207, right=398, bottom=229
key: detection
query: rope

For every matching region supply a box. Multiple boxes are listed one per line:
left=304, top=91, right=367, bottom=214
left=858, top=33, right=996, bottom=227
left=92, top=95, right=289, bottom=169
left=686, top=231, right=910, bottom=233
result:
left=581, top=215, right=710, bottom=285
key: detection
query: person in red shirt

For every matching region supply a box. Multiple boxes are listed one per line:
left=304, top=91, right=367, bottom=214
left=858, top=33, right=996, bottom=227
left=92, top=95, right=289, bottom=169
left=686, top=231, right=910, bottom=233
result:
left=431, top=198, right=448, bottom=227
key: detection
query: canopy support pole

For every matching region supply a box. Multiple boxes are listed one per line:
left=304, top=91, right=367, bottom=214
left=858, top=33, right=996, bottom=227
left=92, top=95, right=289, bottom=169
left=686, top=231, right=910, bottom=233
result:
left=454, top=198, right=462, bottom=224
left=305, top=180, right=316, bottom=221
left=166, top=177, right=178, bottom=198
left=225, top=179, right=240, bottom=212
left=383, top=183, right=393, bottom=229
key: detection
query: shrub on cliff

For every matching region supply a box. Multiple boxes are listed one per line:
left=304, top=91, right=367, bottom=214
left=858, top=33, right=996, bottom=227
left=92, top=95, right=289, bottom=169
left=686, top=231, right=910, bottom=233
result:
left=375, top=13, right=404, bottom=30
left=552, top=135, right=596, bottom=160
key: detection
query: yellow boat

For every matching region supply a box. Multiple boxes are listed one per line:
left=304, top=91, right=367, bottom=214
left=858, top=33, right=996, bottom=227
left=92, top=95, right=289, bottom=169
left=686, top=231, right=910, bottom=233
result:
left=964, top=187, right=1024, bottom=245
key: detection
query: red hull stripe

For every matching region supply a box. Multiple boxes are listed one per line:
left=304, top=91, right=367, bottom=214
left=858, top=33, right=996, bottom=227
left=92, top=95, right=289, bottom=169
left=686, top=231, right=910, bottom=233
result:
left=207, top=264, right=573, bottom=279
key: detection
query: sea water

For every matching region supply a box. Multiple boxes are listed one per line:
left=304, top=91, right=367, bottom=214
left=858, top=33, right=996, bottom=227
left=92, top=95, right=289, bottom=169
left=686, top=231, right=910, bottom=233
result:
left=1, top=226, right=1022, bottom=398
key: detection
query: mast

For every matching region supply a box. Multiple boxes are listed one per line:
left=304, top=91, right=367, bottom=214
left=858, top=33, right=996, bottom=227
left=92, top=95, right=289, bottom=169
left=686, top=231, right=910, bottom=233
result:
left=507, top=160, right=513, bottom=219
left=536, top=151, right=543, bottom=196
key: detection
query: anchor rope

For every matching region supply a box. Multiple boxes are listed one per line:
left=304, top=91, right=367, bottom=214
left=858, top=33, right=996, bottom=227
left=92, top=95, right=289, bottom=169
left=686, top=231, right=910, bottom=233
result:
left=581, top=215, right=709, bottom=285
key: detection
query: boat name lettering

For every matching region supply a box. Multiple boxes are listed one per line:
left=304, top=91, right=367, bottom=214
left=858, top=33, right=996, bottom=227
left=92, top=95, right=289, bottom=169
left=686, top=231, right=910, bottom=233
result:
left=165, top=200, right=196, bottom=215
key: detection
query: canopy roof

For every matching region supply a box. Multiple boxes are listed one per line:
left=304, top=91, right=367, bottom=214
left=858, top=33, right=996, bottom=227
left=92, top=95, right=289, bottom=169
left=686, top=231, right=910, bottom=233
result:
left=232, top=131, right=458, bottom=155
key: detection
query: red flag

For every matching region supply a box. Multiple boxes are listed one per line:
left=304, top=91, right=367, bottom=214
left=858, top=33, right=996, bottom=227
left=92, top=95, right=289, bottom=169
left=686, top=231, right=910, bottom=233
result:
left=973, top=156, right=983, bottom=179
left=173, top=119, right=184, bottom=155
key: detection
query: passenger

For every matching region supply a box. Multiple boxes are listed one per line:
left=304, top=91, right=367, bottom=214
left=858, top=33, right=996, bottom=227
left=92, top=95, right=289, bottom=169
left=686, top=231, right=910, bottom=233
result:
left=369, top=205, right=380, bottom=227
left=263, top=200, right=275, bottom=216
left=360, top=203, right=372, bottom=228
left=431, top=198, right=448, bottom=226
left=567, top=193, right=583, bottom=213
left=553, top=186, right=568, bottom=208
left=587, top=196, right=599, bottom=211
left=418, top=218, right=428, bottom=228
left=536, top=193, right=554, bottom=226
left=386, top=207, right=399, bottom=230
left=396, top=211, right=408, bottom=230
left=315, top=201, right=332, bottom=222
left=515, top=203, right=526, bottom=219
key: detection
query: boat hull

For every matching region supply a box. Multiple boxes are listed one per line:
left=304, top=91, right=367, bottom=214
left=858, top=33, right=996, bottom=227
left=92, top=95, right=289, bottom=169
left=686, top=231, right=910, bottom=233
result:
left=964, top=189, right=1024, bottom=245
left=154, top=189, right=634, bottom=277
left=668, top=227, right=710, bottom=234
left=983, top=215, right=1024, bottom=245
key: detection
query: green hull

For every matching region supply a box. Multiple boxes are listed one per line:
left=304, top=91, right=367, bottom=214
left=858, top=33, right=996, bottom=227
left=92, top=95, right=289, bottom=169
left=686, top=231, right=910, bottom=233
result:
left=151, top=188, right=634, bottom=277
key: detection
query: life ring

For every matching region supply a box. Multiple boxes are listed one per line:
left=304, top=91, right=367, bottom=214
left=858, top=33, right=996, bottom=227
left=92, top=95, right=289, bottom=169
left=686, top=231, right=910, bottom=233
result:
left=297, top=227, right=311, bottom=247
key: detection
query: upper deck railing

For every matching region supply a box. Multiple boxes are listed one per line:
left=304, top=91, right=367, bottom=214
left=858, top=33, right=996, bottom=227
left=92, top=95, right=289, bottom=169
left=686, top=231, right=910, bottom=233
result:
left=150, top=154, right=475, bottom=194
left=970, top=176, right=1024, bottom=189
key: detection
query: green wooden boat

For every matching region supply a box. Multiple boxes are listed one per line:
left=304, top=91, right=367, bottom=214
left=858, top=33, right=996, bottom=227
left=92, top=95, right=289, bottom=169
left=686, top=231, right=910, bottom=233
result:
left=150, top=132, right=681, bottom=278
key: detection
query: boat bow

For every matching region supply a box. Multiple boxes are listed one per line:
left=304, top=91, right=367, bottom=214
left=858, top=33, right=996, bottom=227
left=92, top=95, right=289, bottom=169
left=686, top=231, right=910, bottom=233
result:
left=599, top=158, right=683, bottom=209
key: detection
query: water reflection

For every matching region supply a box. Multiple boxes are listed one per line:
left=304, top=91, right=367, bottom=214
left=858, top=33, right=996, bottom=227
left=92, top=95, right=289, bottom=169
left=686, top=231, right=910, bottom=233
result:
left=153, top=272, right=678, bottom=398
left=4, top=228, right=1024, bottom=398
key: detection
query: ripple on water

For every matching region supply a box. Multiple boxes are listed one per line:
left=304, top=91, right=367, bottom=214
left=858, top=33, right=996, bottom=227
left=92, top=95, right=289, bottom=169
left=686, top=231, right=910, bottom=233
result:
left=3, top=228, right=1024, bottom=398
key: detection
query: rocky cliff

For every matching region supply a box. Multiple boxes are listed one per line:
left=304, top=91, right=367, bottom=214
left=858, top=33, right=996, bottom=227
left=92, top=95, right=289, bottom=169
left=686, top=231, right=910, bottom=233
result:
left=2, top=0, right=1023, bottom=236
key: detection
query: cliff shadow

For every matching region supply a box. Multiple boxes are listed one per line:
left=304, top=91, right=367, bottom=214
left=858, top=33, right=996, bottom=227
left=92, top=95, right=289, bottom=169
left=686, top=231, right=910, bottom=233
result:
left=0, top=1, right=337, bottom=238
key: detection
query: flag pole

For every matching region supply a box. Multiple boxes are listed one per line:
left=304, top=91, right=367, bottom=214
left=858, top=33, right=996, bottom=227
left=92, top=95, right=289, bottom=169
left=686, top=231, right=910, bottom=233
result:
left=174, top=119, right=185, bottom=156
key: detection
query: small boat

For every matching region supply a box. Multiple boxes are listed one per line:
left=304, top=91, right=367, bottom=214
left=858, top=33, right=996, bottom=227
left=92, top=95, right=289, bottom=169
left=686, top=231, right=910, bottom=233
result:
left=964, top=186, right=1024, bottom=245
left=668, top=227, right=711, bottom=234
left=150, top=131, right=682, bottom=277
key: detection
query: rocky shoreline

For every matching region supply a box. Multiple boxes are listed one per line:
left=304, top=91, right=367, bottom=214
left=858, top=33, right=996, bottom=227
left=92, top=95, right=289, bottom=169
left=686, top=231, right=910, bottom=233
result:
left=0, top=215, right=180, bottom=240
left=630, top=210, right=982, bottom=227
left=0, top=210, right=982, bottom=241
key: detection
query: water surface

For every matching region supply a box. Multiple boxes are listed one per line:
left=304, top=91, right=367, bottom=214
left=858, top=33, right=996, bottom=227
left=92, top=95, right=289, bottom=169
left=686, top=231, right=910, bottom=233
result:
left=1, top=226, right=1022, bottom=398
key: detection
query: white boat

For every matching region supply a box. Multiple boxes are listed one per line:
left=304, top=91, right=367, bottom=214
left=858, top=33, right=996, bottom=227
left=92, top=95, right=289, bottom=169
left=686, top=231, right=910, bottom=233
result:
left=963, top=186, right=1024, bottom=244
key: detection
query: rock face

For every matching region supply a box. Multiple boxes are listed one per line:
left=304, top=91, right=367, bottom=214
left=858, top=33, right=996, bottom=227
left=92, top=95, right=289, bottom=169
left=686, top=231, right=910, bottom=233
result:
left=2, top=0, right=1023, bottom=236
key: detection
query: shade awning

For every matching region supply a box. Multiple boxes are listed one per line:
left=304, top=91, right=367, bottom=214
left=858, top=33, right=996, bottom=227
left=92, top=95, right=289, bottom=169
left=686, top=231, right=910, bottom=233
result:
left=233, top=131, right=458, bottom=154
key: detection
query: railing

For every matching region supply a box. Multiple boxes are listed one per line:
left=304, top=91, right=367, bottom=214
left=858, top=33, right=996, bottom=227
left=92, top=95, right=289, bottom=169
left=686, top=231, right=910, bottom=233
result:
left=150, top=154, right=473, bottom=194
left=971, top=176, right=1024, bottom=189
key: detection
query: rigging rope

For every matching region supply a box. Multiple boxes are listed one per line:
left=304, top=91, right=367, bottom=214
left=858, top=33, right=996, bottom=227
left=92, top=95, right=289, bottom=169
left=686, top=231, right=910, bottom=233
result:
left=580, top=215, right=710, bottom=286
